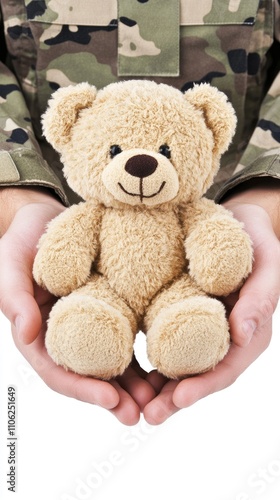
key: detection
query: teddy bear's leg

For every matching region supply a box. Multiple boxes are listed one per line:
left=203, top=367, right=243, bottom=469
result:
left=45, top=275, right=138, bottom=380
left=144, top=274, right=230, bottom=379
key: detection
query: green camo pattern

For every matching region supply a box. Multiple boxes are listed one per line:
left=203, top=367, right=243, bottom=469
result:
left=0, top=0, right=280, bottom=203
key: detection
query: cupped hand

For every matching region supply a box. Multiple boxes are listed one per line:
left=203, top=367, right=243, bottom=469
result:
left=11, top=311, right=156, bottom=425
left=2, top=184, right=279, bottom=426
left=0, top=188, right=156, bottom=425
left=143, top=185, right=280, bottom=425
left=0, top=187, right=65, bottom=344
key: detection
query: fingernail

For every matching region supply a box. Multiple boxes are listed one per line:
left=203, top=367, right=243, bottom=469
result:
left=242, top=320, right=257, bottom=345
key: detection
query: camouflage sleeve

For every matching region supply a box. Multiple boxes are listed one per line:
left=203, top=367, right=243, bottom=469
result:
left=216, top=1, right=280, bottom=201
left=0, top=54, right=68, bottom=204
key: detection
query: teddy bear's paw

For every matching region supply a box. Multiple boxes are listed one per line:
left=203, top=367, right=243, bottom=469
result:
left=186, top=214, right=253, bottom=296
left=45, top=295, right=135, bottom=380
left=146, top=296, right=230, bottom=379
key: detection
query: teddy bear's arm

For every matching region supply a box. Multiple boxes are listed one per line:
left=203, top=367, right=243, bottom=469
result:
left=182, top=198, right=253, bottom=296
left=33, top=201, right=103, bottom=296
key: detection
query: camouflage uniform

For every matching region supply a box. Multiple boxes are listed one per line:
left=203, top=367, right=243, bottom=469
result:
left=0, top=0, right=279, bottom=205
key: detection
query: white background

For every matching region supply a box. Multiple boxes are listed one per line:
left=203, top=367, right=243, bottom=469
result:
left=0, top=306, right=280, bottom=500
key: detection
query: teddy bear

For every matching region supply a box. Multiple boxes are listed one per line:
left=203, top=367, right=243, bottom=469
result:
left=33, top=80, right=253, bottom=380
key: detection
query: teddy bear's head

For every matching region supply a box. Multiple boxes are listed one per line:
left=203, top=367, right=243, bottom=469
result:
left=42, top=80, right=236, bottom=207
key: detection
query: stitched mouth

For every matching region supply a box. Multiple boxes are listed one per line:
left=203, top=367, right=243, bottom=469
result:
left=118, top=180, right=166, bottom=203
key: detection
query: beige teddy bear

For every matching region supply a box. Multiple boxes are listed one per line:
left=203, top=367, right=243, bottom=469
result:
left=33, top=80, right=253, bottom=380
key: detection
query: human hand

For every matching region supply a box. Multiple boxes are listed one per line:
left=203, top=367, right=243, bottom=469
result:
left=0, top=188, right=156, bottom=425
left=0, top=187, right=65, bottom=343
left=142, top=180, right=280, bottom=425
left=11, top=319, right=156, bottom=425
left=2, top=181, right=279, bottom=426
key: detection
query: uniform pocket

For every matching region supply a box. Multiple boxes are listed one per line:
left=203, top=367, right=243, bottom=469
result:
left=118, top=0, right=180, bottom=77
left=25, top=0, right=262, bottom=114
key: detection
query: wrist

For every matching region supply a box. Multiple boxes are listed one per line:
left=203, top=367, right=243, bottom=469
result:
left=0, top=186, right=64, bottom=236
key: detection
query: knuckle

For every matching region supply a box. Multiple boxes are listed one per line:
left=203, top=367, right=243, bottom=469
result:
left=259, top=294, right=279, bottom=321
left=0, top=296, right=14, bottom=324
left=217, top=359, right=240, bottom=389
left=222, top=368, right=239, bottom=388
left=262, top=330, right=273, bottom=350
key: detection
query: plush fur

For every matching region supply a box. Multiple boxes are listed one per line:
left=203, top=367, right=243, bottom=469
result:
left=33, top=80, right=253, bottom=380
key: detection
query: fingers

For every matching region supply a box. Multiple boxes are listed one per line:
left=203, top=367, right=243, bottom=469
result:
left=110, top=380, right=141, bottom=425
left=11, top=326, right=143, bottom=425
left=117, top=364, right=157, bottom=411
left=229, top=237, right=280, bottom=347
left=173, top=320, right=272, bottom=409
left=146, top=369, right=168, bottom=393
left=142, top=320, right=272, bottom=424
left=143, top=380, right=180, bottom=425
left=219, top=202, right=280, bottom=347
left=11, top=318, right=272, bottom=426
left=0, top=233, right=42, bottom=344
left=0, top=202, right=64, bottom=344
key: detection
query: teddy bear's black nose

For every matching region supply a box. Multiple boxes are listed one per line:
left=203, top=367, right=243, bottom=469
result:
left=125, top=154, right=158, bottom=178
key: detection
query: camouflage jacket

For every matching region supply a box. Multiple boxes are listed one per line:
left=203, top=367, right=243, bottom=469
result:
left=0, top=0, right=280, bottom=205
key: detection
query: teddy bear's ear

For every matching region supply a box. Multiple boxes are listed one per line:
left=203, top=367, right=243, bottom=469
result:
left=42, top=82, right=97, bottom=151
left=184, top=83, right=237, bottom=156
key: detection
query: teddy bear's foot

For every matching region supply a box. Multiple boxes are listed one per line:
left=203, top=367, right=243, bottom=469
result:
left=146, top=296, right=230, bottom=379
left=45, top=295, right=135, bottom=380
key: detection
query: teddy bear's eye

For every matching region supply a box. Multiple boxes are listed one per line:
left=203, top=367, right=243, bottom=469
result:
left=159, top=144, right=171, bottom=159
left=110, top=145, right=122, bottom=158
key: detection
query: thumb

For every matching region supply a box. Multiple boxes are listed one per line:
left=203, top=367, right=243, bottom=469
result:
left=229, top=237, right=280, bottom=347
left=0, top=232, right=42, bottom=344
left=0, top=195, right=64, bottom=344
